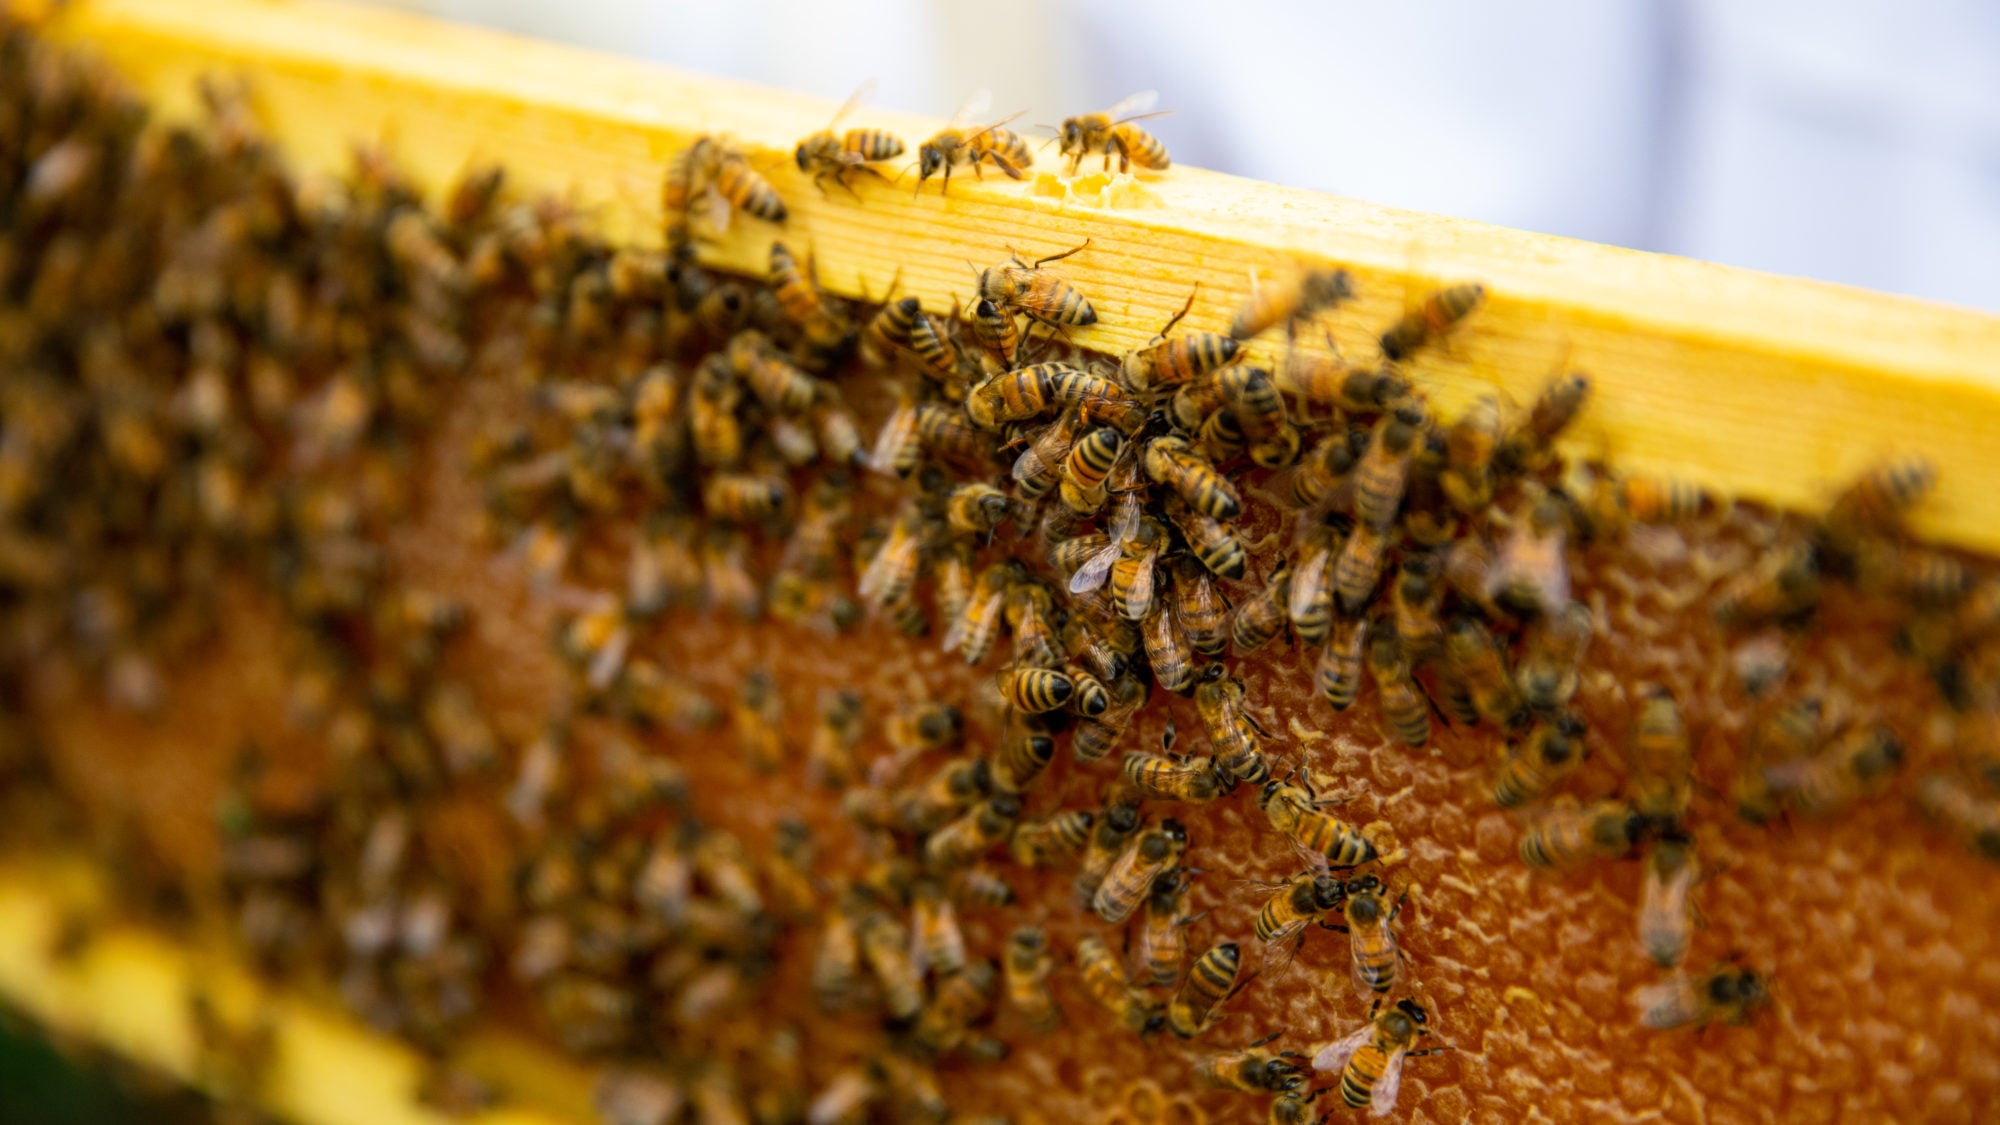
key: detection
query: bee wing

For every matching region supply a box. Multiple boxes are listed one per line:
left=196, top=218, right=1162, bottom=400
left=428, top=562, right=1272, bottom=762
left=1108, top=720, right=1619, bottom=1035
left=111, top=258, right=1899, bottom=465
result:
left=1011, top=442, right=1055, bottom=484
left=1758, top=756, right=1815, bottom=793
left=866, top=402, right=917, bottom=477
left=1370, top=1045, right=1408, bottom=1117
left=831, top=78, right=877, bottom=129
left=1638, top=860, right=1697, bottom=966
left=697, top=182, right=731, bottom=235
left=1105, top=90, right=1160, bottom=121
left=585, top=624, right=631, bottom=692
left=1068, top=542, right=1121, bottom=595
left=948, top=88, right=992, bottom=131
left=1287, top=546, right=1332, bottom=623
left=857, top=527, right=906, bottom=603
left=942, top=587, right=1004, bottom=655
left=1311, top=1022, right=1374, bottom=1073
left=1631, top=973, right=1699, bottom=1029
left=1125, top=550, right=1159, bottom=620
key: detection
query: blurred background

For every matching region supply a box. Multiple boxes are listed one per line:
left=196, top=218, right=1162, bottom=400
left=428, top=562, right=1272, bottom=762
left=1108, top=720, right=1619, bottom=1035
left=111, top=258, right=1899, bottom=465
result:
left=367, top=0, right=2000, bottom=313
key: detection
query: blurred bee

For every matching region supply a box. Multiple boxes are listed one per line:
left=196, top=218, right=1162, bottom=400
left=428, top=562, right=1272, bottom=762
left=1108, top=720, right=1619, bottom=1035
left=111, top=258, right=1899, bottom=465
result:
left=858, top=509, right=924, bottom=612
left=951, top=866, right=1017, bottom=907
left=1167, top=941, right=1243, bottom=1039
left=1279, top=356, right=1409, bottom=416
left=1260, top=774, right=1378, bottom=867
left=1490, top=494, right=1572, bottom=616
left=1010, top=808, right=1094, bottom=868
left=1198, top=1035, right=1309, bottom=1093
left=1073, top=674, right=1147, bottom=762
left=1077, top=933, right=1164, bottom=1035
left=1824, top=453, right=1937, bottom=541
left=1143, top=599, right=1198, bottom=693
left=1268, top=1088, right=1329, bottom=1125
left=1440, top=395, right=1500, bottom=514
left=1123, top=288, right=1240, bottom=392
left=1632, top=960, right=1769, bottom=1031
left=917, top=89, right=1033, bottom=194
left=562, top=597, right=631, bottom=692
left=1354, top=407, right=1423, bottom=530
left=1060, top=426, right=1126, bottom=514
left=806, top=690, right=865, bottom=790
left=1761, top=725, right=1905, bottom=819
left=1637, top=834, right=1699, bottom=968
left=1311, top=998, right=1449, bottom=1116
left=1851, top=539, right=1971, bottom=607
left=1323, top=874, right=1403, bottom=997
left=1059, top=91, right=1172, bottom=174
left=1518, top=601, right=1592, bottom=714
left=678, top=135, right=788, bottom=235
left=911, top=879, right=968, bottom=978
left=794, top=80, right=905, bottom=196
left=1444, top=616, right=1527, bottom=730
left=1383, top=555, right=1444, bottom=668
left=1618, top=473, right=1718, bottom=525
left=1286, top=523, right=1342, bottom=647
left=913, top=960, right=997, bottom=1054
left=1494, top=371, right=1591, bottom=476
left=894, top=759, right=991, bottom=834
left=1285, top=426, right=1367, bottom=512
left=595, top=1068, right=685, bottom=1125
left=1230, top=267, right=1355, bottom=341
left=1144, top=434, right=1242, bottom=520
left=943, top=558, right=1020, bottom=665
left=1093, top=818, right=1189, bottom=923
left=888, top=701, right=966, bottom=760
left=851, top=908, right=922, bottom=1020
left=978, top=241, right=1097, bottom=328
left=1493, top=713, right=1587, bottom=808
left=991, top=719, right=1057, bottom=793
left=1712, top=538, right=1821, bottom=627
left=1317, top=614, right=1369, bottom=712
left=1915, top=773, right=2000, bottom=861
left=1519, top=797, right=1641, bottom=868
left=1011, top=408, right=1082, bottom=501
left=922, top=795, right=1022, bottom=870
left=619, top=659, right=723, bottom=730
left=1063, top=611, right=1130, bottom=683
left=766, top=242, right=848, bottom=348
left=865, top=396, right=922, bottom=479
left=1333, top=519, right=1390, bottom=616
left=1734, top=695, right=1823, bottom=824
left=1138, top=869, right=1198, bottom=986
left=1123, top=751, right=1225, bottom=803
left=947, top=482, right=1014, bottom=536
left=1005, top=926, right=1062, bottom=1032
left=998, top=666, right=1074, bottom=713
left=1074, top=799, right=1144, bottom=903
left=1627, top=686, right=1692, bottom=831
left=735, top=669, right=786, bottom=773
left=1380, top=281, right=1486, bottom=362
left=1233, top=563, right=1292, bottom=654
left=1196, top=667, right=1270, bottom=786
left=1367, top=630, right=1432, bottom=748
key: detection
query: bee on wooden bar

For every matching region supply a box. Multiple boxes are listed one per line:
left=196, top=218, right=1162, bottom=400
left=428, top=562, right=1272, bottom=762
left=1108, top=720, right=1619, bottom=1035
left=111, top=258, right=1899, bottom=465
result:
left=978, top=240, right=1098, bottom=328
left=1317, top=614, right=1369, bottom=712
left=1260, top=773, right=1379, bottom=867
left=794, top=80, right=905, bottom=196
left=1493, top=713, right=1587, bottom=808
left=1092, top=818, right=1188, bottom=923
left=968, top=296, right=1023, bottom=367
left=1123, top=288, right=1239, bottom=392
left=1231, top=267, right=1355, bottom=341
left=1167, top=941, right=1242, bottom=1038
left=918, top=89, right=1033, bottom=194
left=1825, top=453, right=1937, bottom=539
left=1519, top=797, right=1642, bottom=868
left=1494, top=371, right=1591, bottom=476
left=1380, top=281, right=1486, bottom=362
left=1441, top=395, right=1500, bottom=514
left=1077, top=933, right=1164, bottom=1035
left=1005, top=926, right=1062, bottom=1032
left=1233, top=562, right=1292, bottom=653
left=1632, top=959, right=1769, bottom=1031
left=1198, top=1035, right=1309, bottom=1093
left=677, top=135, right=788, bottom=236
left=1059, top=91, right=1172, bottom=174
left=1123, top=751, right=1225, bottom=803
left=1312, top=998, right=1450, bottom=1116
left=1139, top=869, right=1197, bottom=987
left=1011, top=808, right=1094, bottom=868
left=1915, top=773, right=2000, bottom=861
left=1367, top=630, right=1432, bottom=748
left=1761, top=725, right=1904, bottom=819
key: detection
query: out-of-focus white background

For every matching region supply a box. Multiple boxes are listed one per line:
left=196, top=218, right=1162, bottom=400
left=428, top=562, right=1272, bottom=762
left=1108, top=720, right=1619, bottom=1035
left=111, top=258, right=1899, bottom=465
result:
left=371, top=0, right=2000, bottom=312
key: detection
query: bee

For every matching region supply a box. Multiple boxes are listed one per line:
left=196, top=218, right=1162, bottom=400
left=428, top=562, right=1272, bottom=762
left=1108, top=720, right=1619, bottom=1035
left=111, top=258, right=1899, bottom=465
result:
left=1233, top=563, right=1292, bottom=654
left=853, top=908, right=924, bottom=1020
left=888, top=701, right=966, bottom=759
left=1073, top=674, right=1148, bottom=762
left=1762, top=725, right=1905, bottom=818
left=1198, top=1035, right=1309, bottom=1093
left=1637, top=834, right=1700, bottom=968
left=1231, top=267, right=1355, bottom=341
left=1122, top=751, right=1225, bottom=802
left=1063, top=611, right=1130, bottom=683
left=1382, top=556, right=1444, bottom=668
left=1321, top=873, right=1403, bottom=997
left=894, top=759, right=991, bottom=834
left=1279, top=356, right=1410, bottom=415
left=594, top=1068, right=685, bottom=1125
left=1632, top=960, right=1769, bottom=1031
left=1065, top=665, right=1112, bottom=718
left=1138, top=869, right=1198, bottom=987
left=1093, top=819, right=1190, bottom=923
left=1440, top=395, right=1500, bottom=514
left=865, top=396, right=923, bottom=479
left=923, top=795, right=1022, bottom=871
left=1167, top=941, right=1242, bottom=1039
left=1489, top=494, right=1572, bottom=616
left=1070, top=505, right=1160, bottom=619
left=1518, top=601, right=1592, bottom=714
left=965, top=361, right=1080, bottom=430
left=1285, top=523, right=1342, bottom=647
left=1196, top=667, right=1270, bottom=786
left=1171, top=365, right=1232, bottom=432
left=1250, top=869, right=1345, bottom=945
left=805, top=1067, right=875, bottom=1125
left=1010, top=808, right=1095, bottom=867
left=1059, top=91, right=1171, bottom=173
left=913, top=960, right=997, bottom=1055
left=1355, top=406, right=1424, bottom=530
left=794, top=80, right=905, bottom=196
left=1169, top=557, right=1232, bottom=657
left=619, top=659, right=723, bottom=730
left=917, top=89, right=1033, bottom=194
left=1333, top=519, right=1390, bottom=616
left=977, top=240, right=1097, bottom=327
left=951, top=866, right=1017, bottom=908
left=1825, top=453, right=1937, bottom=538
left=943, top=559, right=1020, bottom=665
left=911, top=879, right=968, bottom=979
left=858, top=509, right=925, bottom=611
left=1367, top=630, right=1432, bottom=748
left=1444, top=616, right=1527, bottom=730
left=1260, top=774, right=1379, bottom=867
left=991, top=719, right=1057, bottom=794
left=562, top=597, right=632, bottom=692
left=1712, top=539, right=1822, bottom=627
left=1734, top=695, right=1824, bottom=823
left=689, top=356, right=745, bottom=468
left=1312, top=998, right=1449, bottom=1115
left=735, top=669, right=787, bottom=773
left=1915, top=773, right=2000, bottom=861
left=1617, top=473, right=1717, bottom=525
left=1493, top=713, right=1587, bottom=808
left=1142, top=599, right=1197, bottom=693
left=1077, top=933, right=1164, bottom=1036
left=1494, top=371, right=1591, bottom=476
left=1011, top=408, right=1082, bottom=500
left=766, top=241, right=846, bottom=343
left=1627, top=685, right=1692, bottom=831
left=1168, top=499, right=1251, bottom=583
left=1074, top=800, right=1144, bottom=903
left=1317, top=614, right=1369, bottom=712
left=685, top=135, right=789, bottom=232
left=1268, top=1088, right=1329, bottom=1125
left=1005, top=926, right=1062, bottom=1032
left=1144, top=434, right=1242, bottom=520
left=1123, top=288, right=1240, bottom=392
left=1060, top=426, right=1126, bottom=514
left=903, top=305, right=963, bottom=389
left=1286, top=427, right=1368, bottom=511
left=1380, top=281, right=1486, bottom=362
left=1519, top=797, right=1641, bottom=868
left=998, top=666, right=1074, bottom=714
left=946, top=482, right=1014, bottom=536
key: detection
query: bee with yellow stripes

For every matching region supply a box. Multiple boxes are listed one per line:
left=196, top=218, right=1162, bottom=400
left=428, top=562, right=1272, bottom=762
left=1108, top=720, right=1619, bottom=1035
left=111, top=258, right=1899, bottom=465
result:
left=1311, top=998, right=1451, bottom=1116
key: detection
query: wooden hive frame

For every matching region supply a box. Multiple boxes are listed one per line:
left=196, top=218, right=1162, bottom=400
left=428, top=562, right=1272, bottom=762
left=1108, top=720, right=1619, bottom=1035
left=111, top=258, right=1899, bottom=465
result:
left=6, top=1, right=2000, bottom=1124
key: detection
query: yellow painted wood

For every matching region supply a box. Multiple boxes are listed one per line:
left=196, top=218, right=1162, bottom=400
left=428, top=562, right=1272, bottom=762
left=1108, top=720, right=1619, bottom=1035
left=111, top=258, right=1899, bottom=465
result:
left=0, top=860, right=592, bottom=1125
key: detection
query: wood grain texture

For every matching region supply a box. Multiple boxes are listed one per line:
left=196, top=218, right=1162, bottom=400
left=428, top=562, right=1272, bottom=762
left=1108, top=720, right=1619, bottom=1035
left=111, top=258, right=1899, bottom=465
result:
left=37, top=0, right=2000, bottom=550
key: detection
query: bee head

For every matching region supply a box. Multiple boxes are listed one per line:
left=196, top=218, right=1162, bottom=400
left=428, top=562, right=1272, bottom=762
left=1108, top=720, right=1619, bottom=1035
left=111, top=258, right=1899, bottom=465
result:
left=793, top=143, right=810, bottom=172
left=917, top=142, right=944, bottom=179
left=1395, top=997, right=1430, bottom=1026
left=1059, top=118, right=1085, bottom=153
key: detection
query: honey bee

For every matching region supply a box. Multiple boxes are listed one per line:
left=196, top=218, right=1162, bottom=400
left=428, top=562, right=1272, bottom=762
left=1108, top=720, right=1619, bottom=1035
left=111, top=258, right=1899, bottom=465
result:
left=1761, top=725, right=1905, bottom=818
left=1166, top=941, right=1242, bottom=1039
left=960, top=297, right=1023, bottom=370
left=1285, top=523, right=1341, bottom=647
left=1059, top=91, right=1172, bottom=173
left=1519, top=797, right=1641, bottom=867
left=903, top=305, right=963, bottom=389
left=1712, top=539, right=1822, bottom=627
left=1143, top=434, right=1242, bottom=520
left=1627, top=686, right=1692, bottom=831
left=1122, top=751, right=1225, bottom=803
left=1317, top=614, right=1369, bottom=712
left=1617, top=473, right=1717, bottom=525
left=946, top=482, right=1014, bottom=537
left=1123, top=288, right=1240, bottom=392
left=1915, top=773, right=2000, bottom=861
left=1439, top=395, right=1500, bottom=514
left=1260, top=773, right=1379, bottom=867
left=1010, top=808, right=1095, bottom=868
left=1321, top=873, right=1402, bottom=997
left=951, top=866, right=1017, bottom=908
left=1073, top=674, right=1148, bottom=762
left=1493, top=712, right=1587, bottom=808
left=1333, top=519, right=1390, bottom=616
left=1070, top=504, right=1161, bottom=620
left=894, top=759, right=992, bottom=834
left=1825, top=453, right=1937, bottom=539
left=1734, top=695, right=1823, bottom=823
left=1171, top=366, right=1232, bottom=431
left=1195, top=667, right=1270, bottom=786
left=1354, top=406, right=1423, bottom=530
left=1005, top=926, right=1062, bottom=1032
left=1279, top=355, right=1410, bottom=415
left=1198, top=1035, right=1309, bottom=1093
left=998, top=666, right=1075, bottom=713
left=944, top=559, right=1020, bottom=665
left=1077, top=933, right=1164, bottom=1035
left=1380, top=281, right=1486, bottom=362
left=922, top=795, right=1022, bottom=870
left=1093, top=819, right=1189, bottom=923
left=1489, top=494, right=1572, bottom=617
left=1074, top=799, right=1144, bottom=903
left=1312, top=998, right=1449, bottom=1116
left=1632, top=959, right=1769, bottom=1031
left=1282, top=427, right=1365, bottom=511
left=917, top=89, right=1033, bottom=194
left=794, top=80, right=906, bottom=196
left=562, top=597, right=632, bottom=692
left=1233, top=563, right=1293, bottom=654
left=676, top=135, right=788, bottom=235
left=911, top=878, right=968, bottom=979
left=735, top=669, right=787, bottom=773
left=1011, top=408, right=1083, bottom=500
left=1494, top=371, right=1591, bottom=476
left=888, top=701, right=966, bottom=760
left=1063, top=610, right=1131, bottom=683
left=1367, top=630, right=1432, bottom=748
left=865, top=396, right=923, bottom=479
left=1065, top=665, right=1112, bottom=718
left=618, top=659, right=723, bottom=730
left=1143, top=599, right=1198, bottom=693
left=805, top=1066, right=875, bottom=1125
left=594, top=1068, right=685, bottom=1125
left=858, top=508, right=925, bottom=612
left=977, top=240, right=1097, bottom=328
left=913, top=960, right=997, bottom=1055
left=1231, top=267, right=1355, bottom=341
left=1248, top=869, right=1344, bottom=948
left=991, top=719, right=1057, bottom=794
left=1444, top=615, right=1527, bottom=730
left=1517, top=601, right=1592, bottom=714
left=965, top=361, right=1081, bottom=430
left=1138, top=869, right=1197, bottom=987
left=1059, top=426, right=1126, bottom=514
left=766, top=242, right=847, bottom=345
left=1167, top=557, right=1231, bottom=657
left=1636, top=834, right=1699, bottom=968
left=702, top=471, right=790, bottom=525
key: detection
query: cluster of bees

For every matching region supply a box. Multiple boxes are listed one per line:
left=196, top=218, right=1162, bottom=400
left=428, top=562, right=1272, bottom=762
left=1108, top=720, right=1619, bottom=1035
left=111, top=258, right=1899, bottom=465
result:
left=8, top=10, right=2000, bottom=1123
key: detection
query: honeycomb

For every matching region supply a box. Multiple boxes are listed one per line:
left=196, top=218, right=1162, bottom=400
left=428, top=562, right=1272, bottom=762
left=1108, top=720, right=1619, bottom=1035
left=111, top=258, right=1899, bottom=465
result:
left=3, top=13, right=2000, bottom=1125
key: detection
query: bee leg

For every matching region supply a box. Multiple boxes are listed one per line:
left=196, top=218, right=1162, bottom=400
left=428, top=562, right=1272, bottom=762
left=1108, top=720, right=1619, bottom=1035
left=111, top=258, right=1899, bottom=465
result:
left=1246, top=1029, right=1286, bottom=1049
